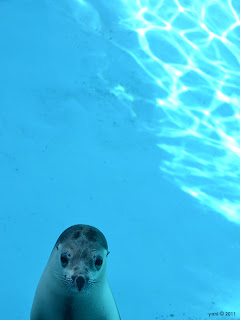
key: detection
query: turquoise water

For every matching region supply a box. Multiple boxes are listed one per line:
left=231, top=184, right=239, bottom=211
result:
left=0, top=0, right=240, bottom=319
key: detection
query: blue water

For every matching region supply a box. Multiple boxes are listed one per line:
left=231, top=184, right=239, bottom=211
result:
left=0, top=0, right=240, bottom=319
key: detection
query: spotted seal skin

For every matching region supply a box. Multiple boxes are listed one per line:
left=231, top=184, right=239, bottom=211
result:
left=30, top=224, right=121, bottom=320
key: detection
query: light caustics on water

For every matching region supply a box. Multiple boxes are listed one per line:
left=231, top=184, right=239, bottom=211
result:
left=116, top=0, right=240, bottom=223
left=52, top=0, right=240, bottom=224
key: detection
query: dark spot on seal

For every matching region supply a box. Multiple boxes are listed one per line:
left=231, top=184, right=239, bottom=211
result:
left=84, top=227, right=108, bottom=250
left=55, top=225, right=108, bottom=251
left=73, top=231, right=81, bottom=239
left=85, top=229, right=98, bottom=242
left=56, top=225, right=84, bottom=246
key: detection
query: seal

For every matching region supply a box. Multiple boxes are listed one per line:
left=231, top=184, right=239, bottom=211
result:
left=30, top=224, right=121, bottom=320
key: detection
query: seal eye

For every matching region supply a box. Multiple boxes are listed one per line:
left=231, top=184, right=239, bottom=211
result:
left=95, top=257, right=103, bottom=269
left=60, top=254, right=68, bottom=267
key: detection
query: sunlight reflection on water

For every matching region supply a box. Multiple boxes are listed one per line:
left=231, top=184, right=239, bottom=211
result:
left=115, top=0, right=240, bottom=223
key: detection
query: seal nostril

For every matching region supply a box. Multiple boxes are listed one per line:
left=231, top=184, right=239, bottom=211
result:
left=76, top=276, right=85, bottom=291
left=71, top=275, right=76, bottom=281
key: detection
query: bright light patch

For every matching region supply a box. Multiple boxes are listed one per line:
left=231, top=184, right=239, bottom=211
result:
left=116, top=0, right=240, bottom=224
left=202, top=110, right=210, bottom=116
left=157, top=99, right=165, bottom=106
left=137, top=28, right=146, bottom=36
left=217, top=91, right=230, bottom=102
left=187, top=189, right=199, bottom=198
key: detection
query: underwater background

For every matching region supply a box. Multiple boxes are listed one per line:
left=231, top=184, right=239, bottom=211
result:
left=0, top=0, right=240, bottom=319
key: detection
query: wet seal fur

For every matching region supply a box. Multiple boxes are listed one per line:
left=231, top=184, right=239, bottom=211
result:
left=31, top=224, right=121, bottom=320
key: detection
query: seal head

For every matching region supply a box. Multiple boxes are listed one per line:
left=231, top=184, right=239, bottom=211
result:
left=54, top=224, right=109, bottom=293
left=31, top=224, right=121, bottom=320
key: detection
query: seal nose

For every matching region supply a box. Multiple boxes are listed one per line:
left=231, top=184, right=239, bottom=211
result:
left=76, top=276, right=85, bottom=291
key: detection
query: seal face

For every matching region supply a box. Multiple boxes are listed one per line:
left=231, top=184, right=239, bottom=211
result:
left=31, top=224, right=121, bottom=320
left=55, top=225, right=109, bottom=294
